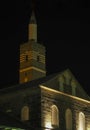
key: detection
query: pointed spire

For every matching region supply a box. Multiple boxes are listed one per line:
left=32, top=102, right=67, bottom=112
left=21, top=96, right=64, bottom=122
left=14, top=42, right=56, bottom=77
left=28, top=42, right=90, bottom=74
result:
left=30, top=0, right=36, bottom=23
left=29, top=11, right=37, bottom=24
left=28, top=10, right=37, bottom=42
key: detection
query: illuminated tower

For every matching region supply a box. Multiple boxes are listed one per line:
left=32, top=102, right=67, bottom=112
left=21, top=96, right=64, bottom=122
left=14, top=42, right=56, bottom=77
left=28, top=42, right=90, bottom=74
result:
left=19, top=11, right=46, bottom=84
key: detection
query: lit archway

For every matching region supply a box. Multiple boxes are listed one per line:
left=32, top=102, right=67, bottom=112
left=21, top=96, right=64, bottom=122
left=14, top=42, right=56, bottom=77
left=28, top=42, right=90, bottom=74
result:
left=78, top=112, right=85, bottom=130
left=51, top=105, right=59, bottom=127
left=65, top=108, right=72, bottom=130
left=21, top=106, right=29, bottom=121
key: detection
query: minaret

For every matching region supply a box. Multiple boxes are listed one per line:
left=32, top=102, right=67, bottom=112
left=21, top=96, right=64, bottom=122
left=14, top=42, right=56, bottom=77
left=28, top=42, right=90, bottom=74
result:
left=19, top=11, right=46, bottom=84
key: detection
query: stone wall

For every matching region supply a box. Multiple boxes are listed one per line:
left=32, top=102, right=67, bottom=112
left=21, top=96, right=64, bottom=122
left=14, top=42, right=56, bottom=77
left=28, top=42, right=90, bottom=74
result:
left=41, top=87, right=90, bottom=130
left=0, top=85, right=41, bottom=129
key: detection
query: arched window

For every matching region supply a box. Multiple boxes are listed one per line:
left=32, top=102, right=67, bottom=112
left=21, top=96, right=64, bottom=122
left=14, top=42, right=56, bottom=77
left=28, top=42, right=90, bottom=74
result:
left=78, top=112, right=85, bottom=130
left=21, top=106, right=29, bottom=121
left=51, top=105, right=59, bottom=127
left=71, top=80, right=76, bottom=96
left=65, top=108, right=72, bottom=130
left=58, top=76, right=65, bottom=92
left=64, top=71, right=71, bottom=85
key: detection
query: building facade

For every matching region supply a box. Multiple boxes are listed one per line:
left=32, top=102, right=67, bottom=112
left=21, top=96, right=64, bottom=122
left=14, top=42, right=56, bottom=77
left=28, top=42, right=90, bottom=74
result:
left=0, top=11, right=90, bottom=130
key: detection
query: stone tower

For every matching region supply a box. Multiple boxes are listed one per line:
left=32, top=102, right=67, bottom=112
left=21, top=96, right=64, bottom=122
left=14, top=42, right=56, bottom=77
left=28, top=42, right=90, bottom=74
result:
left=19, top=11, right=46, bottom=83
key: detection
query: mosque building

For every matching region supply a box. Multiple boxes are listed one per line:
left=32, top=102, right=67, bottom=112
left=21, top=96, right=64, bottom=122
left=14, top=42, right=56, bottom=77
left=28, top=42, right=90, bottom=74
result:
left=0, top=11, right=90, bottom=130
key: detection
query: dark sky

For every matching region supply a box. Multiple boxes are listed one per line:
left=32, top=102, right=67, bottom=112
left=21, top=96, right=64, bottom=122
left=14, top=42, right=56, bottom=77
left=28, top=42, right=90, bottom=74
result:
left=0, top=0, right=90, bottom=95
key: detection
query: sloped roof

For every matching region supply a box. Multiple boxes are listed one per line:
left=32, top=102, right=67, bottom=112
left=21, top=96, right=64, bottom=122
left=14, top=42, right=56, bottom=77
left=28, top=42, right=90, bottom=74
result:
left=0, top=111, right=27, bottom=129
left=42, top=69, right=90, bottom=101
left=0, top=69, right=90, bottom=101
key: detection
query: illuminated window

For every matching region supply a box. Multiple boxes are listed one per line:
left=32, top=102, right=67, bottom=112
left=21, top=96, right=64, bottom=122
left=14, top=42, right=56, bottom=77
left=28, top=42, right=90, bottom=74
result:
left=51, top=105, right=59, bottom=127
left=65, top=108, right=72, bottom=130
left=78, top=112, right=85, bottom=130
left=21, top=106, right=29, bottom=121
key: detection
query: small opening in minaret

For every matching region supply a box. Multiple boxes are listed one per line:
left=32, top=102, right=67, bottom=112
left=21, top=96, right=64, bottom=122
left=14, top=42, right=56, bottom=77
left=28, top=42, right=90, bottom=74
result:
left=25, top=55, right=28, bottom=61
left=37, top=55, right=40, bottom=62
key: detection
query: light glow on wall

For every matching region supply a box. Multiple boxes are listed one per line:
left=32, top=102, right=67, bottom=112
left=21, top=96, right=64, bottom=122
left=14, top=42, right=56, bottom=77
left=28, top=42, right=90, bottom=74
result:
left=87, top=128, right=90, bottom=130
left=87, top=125, right=90, bottom=130
left=45, top=122, right=52, bottom=128
left=44, top=114, right=52, bottom=129
left=42, top=105, right=59, bottom=129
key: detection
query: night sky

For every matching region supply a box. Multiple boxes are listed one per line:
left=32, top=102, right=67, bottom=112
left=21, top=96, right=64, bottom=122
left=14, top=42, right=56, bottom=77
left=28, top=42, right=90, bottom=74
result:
left=0, top=0, right=90, bottom=95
